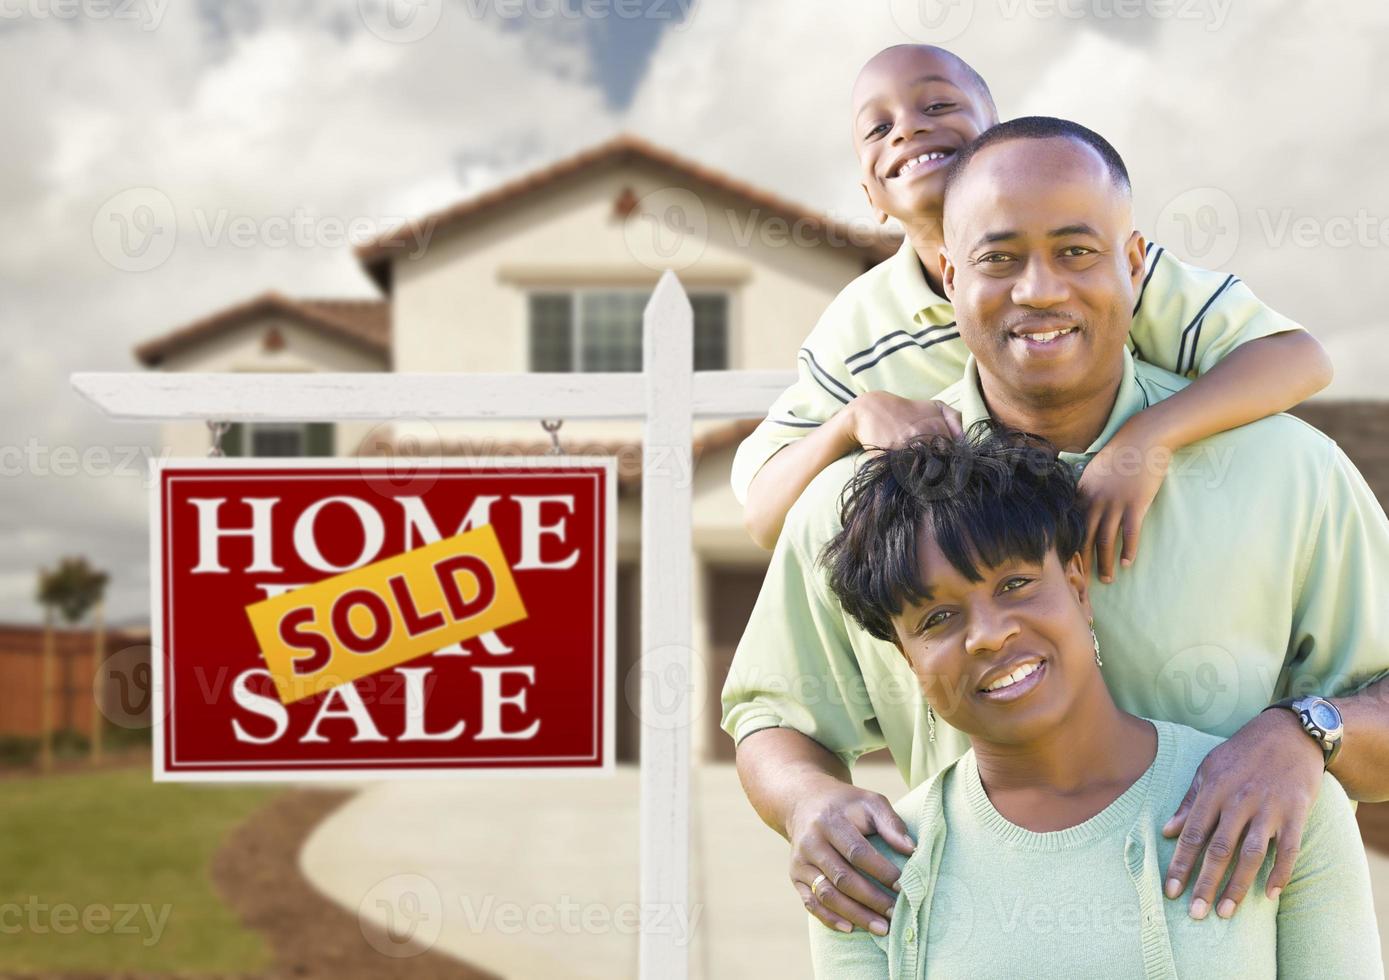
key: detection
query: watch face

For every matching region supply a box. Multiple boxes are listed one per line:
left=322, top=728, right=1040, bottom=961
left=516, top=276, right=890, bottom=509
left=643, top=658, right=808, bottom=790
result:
left=1309, top=701, right=1340, bottom=731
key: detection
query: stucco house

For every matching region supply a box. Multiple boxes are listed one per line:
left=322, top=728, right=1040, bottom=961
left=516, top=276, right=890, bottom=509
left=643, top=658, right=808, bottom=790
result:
left=133, top=133, right=899, bottom=764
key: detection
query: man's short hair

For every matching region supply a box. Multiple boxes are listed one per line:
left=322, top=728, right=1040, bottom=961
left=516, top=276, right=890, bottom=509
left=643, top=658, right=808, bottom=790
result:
left=942, top=115, right=1132, bottom=210
left=819, top=422, right=1087, bottom=643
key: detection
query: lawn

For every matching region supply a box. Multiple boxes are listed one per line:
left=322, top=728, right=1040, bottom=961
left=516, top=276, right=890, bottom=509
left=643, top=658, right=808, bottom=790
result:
left=0, top=767, right=279, bottom=974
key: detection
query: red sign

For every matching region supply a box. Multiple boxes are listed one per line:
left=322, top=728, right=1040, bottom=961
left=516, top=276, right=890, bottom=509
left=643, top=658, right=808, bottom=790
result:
left=150, top=458, right=614, bottom=780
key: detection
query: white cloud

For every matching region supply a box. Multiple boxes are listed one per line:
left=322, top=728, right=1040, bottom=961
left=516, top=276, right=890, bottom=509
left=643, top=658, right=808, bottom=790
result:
left=0, top=0, right=620, bottom=623
left=2, top=0, right=1386, bottom=623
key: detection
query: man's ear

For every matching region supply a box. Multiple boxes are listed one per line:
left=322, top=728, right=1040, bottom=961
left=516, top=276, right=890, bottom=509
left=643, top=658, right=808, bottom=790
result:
left=940, top=246, right=957, bottom=301
left=1126, top=230, right=1147, bottom=292
left=860, top=182, right=890, bottom=225
left=1064, top=551, right=1092, bottom=618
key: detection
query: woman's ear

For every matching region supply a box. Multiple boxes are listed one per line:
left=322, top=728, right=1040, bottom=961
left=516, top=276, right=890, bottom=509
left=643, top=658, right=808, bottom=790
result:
left=1064, top=551, right=1091, bottom=619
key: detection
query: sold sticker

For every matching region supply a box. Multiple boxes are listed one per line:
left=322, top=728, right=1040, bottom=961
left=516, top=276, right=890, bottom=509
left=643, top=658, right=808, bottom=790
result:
left=245, top=524, right=528, bottom=704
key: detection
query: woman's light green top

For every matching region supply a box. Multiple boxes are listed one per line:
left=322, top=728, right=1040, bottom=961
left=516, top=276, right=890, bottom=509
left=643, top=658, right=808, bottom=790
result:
left=808, top=719, right=1383, bottom=979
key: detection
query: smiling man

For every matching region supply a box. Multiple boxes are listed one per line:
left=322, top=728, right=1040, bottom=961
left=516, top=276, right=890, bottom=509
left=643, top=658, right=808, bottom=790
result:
left=722, top=116, right=1389, bottom=940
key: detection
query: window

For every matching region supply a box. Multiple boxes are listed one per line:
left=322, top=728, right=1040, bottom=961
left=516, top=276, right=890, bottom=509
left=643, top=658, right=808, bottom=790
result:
left=528, top=290, right=729, bottom=372
left=251, top=423, right=306, bottom=457
left=690, top=294, right=728, bottom=371
left=221, top=422, right=334, bottom=457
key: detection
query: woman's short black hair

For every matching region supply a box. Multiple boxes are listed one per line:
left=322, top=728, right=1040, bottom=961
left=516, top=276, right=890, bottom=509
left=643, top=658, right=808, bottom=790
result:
left=819, top=421, right=1086, bottom=643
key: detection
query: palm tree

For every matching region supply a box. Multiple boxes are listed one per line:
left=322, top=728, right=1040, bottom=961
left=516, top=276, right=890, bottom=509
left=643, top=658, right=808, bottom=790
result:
left=35, top=557, right=109, bottom=771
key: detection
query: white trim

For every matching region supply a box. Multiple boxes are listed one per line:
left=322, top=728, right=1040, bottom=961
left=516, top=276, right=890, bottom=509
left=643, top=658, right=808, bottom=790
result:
left=497, top=263, right=752, bottom=287
left=638, top=271, right=692, bottom=979
left=72, top=369, right=793, bottom=420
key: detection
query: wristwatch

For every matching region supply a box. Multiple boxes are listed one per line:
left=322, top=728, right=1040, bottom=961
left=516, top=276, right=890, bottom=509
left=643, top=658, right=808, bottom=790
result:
left=1263, top=696, right=1344, bottom=769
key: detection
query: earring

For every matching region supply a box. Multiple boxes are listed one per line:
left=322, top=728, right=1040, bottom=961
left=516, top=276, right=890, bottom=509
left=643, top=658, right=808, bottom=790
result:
left=927, top=704, right=937, bottom=743
left=1089, top=619, right=1103, bottom=667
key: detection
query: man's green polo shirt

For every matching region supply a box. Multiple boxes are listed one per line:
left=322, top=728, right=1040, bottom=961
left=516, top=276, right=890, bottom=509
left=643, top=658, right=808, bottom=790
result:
left=720, top=348, right=1389, bottom=788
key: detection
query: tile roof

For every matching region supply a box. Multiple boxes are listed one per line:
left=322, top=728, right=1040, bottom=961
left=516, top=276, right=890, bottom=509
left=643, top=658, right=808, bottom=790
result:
left=135, top=291, right=390, bottom=367
left=354, top=132, right=901, bottom=292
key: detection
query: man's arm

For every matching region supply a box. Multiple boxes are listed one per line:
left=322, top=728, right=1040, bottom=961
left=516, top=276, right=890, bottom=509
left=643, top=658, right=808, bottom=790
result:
left=721, top=461, right=916, bottom=933
left=1162, top=440, right=1389, bottom=918
left=1286, top=437, right=1389, bottom=803
left=736, top=728, right=913, bottom=936
left=1328, top=677, right=1389, bottom=801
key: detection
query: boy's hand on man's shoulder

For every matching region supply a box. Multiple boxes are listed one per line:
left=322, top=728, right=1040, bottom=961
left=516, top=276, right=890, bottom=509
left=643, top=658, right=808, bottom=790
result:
left=1078, top=420, right=1174, bottom=582
left=846, top=392, right=963, bottom=454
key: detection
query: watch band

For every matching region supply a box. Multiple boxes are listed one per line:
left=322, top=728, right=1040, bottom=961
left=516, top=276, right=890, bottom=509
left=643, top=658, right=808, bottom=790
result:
left=1262, top=697, right=1343, bottom=769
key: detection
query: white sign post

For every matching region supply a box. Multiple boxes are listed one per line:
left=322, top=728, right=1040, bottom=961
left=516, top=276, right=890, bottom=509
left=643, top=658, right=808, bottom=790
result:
left=73, top=270, right=794, bottom=980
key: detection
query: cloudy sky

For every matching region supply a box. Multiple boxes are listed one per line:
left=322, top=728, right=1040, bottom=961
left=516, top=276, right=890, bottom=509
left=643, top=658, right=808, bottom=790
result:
left=2, top=0, right=1385, bottom=624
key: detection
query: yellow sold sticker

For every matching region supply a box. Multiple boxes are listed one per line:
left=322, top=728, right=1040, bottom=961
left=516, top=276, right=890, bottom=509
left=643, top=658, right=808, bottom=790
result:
left=245, top=524, right=528, bottom=704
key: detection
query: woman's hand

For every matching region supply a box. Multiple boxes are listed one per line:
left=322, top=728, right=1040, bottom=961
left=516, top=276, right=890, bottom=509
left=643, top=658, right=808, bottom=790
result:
left=848, top=392, right=963, bottom=452
left=1078, top=419, right=1173, bottom=582
left=786, top=773, right=916, bottom=935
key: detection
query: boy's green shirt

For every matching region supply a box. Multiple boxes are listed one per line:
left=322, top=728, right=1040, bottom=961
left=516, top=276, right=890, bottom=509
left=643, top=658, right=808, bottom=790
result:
left=720, top=347, right=1389, bottom=788
left=731, top=237, right=1304, bottom=503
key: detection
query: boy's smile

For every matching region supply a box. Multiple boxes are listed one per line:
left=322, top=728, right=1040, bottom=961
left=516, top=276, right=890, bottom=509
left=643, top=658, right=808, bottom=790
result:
left=851, top=45, right=998, bottom=228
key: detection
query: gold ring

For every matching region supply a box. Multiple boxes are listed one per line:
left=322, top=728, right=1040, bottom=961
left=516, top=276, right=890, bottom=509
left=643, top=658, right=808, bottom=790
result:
left=811, top=873, right=829, bottom=897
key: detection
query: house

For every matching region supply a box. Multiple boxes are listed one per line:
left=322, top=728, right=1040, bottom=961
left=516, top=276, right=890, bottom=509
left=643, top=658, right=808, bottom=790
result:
left=134, top=134, right=1389, bottom=772
left=133, top=134, right=899, bottom=764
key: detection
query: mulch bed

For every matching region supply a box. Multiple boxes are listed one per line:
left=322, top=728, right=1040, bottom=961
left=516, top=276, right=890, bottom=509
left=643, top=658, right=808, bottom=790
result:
left=208, top=789, right=501, bottom=980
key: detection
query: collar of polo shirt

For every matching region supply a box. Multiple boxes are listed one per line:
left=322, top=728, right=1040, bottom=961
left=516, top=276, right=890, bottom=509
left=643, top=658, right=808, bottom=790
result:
left=954, top=347, right=1152, bottom=469
left=887, top=237, right=954, bottom=326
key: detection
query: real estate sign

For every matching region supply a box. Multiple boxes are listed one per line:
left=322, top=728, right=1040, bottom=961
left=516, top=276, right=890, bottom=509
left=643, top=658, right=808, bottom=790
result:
left=150, top=458, right=614, bottom=780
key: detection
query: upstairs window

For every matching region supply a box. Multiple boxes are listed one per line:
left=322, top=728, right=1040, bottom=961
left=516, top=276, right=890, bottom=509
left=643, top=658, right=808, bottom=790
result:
left=528, top=290, right=728, bottom=372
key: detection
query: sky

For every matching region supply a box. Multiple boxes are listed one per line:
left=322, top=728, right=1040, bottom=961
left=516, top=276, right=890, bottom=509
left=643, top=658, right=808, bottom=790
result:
left=2, top=0, right=1386, bottom=624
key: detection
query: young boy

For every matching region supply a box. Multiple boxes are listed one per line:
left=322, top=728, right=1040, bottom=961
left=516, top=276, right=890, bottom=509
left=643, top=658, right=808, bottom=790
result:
left=734, top=45, right=1332, bottom=581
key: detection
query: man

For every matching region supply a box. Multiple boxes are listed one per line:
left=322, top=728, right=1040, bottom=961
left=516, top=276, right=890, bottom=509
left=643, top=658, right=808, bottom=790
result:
left=722, top=116, right=1389, bottom=940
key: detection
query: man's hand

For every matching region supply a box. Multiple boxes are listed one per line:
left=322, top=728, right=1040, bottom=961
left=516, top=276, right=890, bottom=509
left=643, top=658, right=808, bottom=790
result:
left=1162, top=707, right=1325, bottom=919
left=848, top=392, right=963, bottom=453
left=786, top=774, right=916, bottom=935
left=1078, top=421, right=1172, bottom=582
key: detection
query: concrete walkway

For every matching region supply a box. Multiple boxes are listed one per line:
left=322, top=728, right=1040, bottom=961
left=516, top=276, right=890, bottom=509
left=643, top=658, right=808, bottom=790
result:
left=301, top=764, right=1389, bottom=978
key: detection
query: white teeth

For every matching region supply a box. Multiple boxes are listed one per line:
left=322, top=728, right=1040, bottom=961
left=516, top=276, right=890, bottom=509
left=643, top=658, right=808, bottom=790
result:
left=1017, top=327, right=1077, bottom=344
left=894, top=151, right=950, bottom=177
left=984, top=661, right=1040, bottom=693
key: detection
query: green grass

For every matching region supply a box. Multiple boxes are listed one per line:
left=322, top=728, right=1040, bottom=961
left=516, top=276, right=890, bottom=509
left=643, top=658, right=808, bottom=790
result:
left=0, top=767, right=279, bottom=973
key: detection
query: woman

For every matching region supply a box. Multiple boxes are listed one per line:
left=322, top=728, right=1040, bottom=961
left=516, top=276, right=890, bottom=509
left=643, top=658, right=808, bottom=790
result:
left=810, top=423, right=1382, bottom=979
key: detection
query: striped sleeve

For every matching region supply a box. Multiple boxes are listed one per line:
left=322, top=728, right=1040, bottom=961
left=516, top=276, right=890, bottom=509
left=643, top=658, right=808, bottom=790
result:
left=729, top=305, right=866, bottom=505
left=1127, top=243, right=1305, bottom=378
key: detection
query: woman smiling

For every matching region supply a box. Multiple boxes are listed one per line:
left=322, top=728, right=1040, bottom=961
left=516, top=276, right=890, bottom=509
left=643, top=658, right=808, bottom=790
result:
left=808, top=424, right=1381, bottom=979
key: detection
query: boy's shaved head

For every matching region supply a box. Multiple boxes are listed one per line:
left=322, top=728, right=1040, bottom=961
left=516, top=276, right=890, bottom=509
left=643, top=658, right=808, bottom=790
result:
left=852, top=45, right=998, bottom=129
